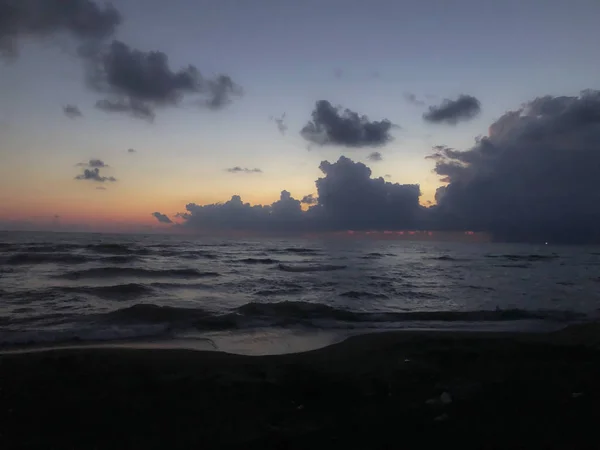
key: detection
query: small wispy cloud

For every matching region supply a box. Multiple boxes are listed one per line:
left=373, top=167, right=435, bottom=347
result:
left=225, top=167, right=263, bottom=174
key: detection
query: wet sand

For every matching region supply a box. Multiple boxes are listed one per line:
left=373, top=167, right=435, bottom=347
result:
left=2, top=325, right=600, bottom=449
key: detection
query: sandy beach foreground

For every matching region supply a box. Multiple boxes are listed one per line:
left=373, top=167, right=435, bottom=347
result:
left=2, top=325, right=600, bottom=449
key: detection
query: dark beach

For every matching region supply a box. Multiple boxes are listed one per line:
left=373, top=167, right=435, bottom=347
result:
left=2, top=325, right=600, bottom=449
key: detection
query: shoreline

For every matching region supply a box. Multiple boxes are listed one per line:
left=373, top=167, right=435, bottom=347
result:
left=2, top=323, right=600, bottom=448
left=0, top=318, right=570, bottom=357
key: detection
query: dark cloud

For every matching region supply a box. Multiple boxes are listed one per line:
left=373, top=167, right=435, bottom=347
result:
left=225, top=167, right=262, bottom=174
left=75, top=167, right=116, bottom=183
left=423, top=95, right=481, bottom=125
left=384, top=174, right=391, bottom=179
left=270, top=113, right=287, bottom=135
left=367, top=151, right=383, bottom=162
left=429, top=90, right=600, bottom=243
left=152, top=212, right=172, bottom=224
left=176, top=156, right=421, bottom=232
left=76, top=159, right=108, bottom=168
left=404, top=92, right=425, bottom=106
left=63, top=104, right=82, bottom=118
left=301, top=194, right=317, bottom=205
left=86, top=40, right=241, bottom=120
left=0, top=0, right=120, bottom=58
left=127, top=148, right=136, bottom=153
left=301, top=100, right=395, bottom=148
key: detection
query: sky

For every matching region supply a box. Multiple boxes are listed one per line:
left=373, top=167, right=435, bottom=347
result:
left=1, top=0, right=600, bottom=243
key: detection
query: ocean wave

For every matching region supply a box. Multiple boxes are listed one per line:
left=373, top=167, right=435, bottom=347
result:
left=86, top=243, right=150, bottom=255
left=340, top=291, right=389, bottom=299
left=100, top=255, right=141, bottom=264
left=238, top=258, right=279, bottom=265
left=56, top=267, right=220, bottom=280
left=278, top=263, right=347, bottom=273
left=18, top=244, right=81, bottom=253
left=160, top=250, right=218, bottom=260
left=97, top=304, right=237, bottom=330
left=234, top=301, right=584, bottom=325
left=267, top=247, right=321, bottom=255
left=428, top=255, right=464, bottom=261
left=486, top=254, right=559, bottom=262
left=5, top=252, right=91, bottom=265
left=58, top=283, right=154, bottom=300
left=0, top=324, right=170, bottom=347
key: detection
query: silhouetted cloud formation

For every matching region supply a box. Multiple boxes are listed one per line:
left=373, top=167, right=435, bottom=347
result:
left=176, top=156, right=421, bottom=232
left=127, top=148, right=136, bottom=153
left=404, top=92, right=425, bottom=106
left=152, top=212, right=172, bottom=224
left=367, top=151, right=383, bottom=161
left=429, top=90, right=600, bottom=243
left=0, top=0, right=120, bottom=58
left=76, top=159, right=108, bottom=168
left=86, top=40, right=241, bottom=121
left=160, top=90, right=600, bottom=243
left=301, top=194, right=317, bottom=205
left=225, top=167, right=262, bottom=174
left=63, top=105, right=83, bottom=118
left=301, top=100, right=395, bottom=147
left=75, top=167, right=116, bottom=183
left=423, top=95, right=481, bottom=125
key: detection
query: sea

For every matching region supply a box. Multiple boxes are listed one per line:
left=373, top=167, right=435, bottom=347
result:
left=1, top=231, right=600, bottom=354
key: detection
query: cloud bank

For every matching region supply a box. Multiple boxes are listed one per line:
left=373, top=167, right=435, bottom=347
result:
left=166, top=90, right=600, bottom=244
left=177, top=156, right=421, bottom=233
left=301, top=100, right=395, bottom=147
left=429, top=90, right=600, bottom=243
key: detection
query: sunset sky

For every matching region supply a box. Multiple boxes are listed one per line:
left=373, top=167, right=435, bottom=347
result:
left=1, top=0, right=600, bottom=239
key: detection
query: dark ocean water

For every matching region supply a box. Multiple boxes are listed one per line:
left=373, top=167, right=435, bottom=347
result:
left=1, top=231, right=600, bottom=348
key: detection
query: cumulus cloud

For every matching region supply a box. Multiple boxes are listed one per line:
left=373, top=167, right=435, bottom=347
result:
left=301, top=194, right=317, bottom=205
left=152, top=212, right=172, bottom=224
left=428, top=90, right=600, bottom=243
left=176, top=156, right=421, bottom=232
left=367, top=151, right=383, bottom=161
left=404, top=92, right=425, bottom=106
left=75, top=167, right=116, bottom=183
left=0, top=0, right=120, bottom=58
left=423, top=95, right=481, bottom=125
left=85, top=40, right=241, bottom=121
left=63, top=104, right=83, bottom=118
left=225, top=167, right=262, bottom=174
left=301, top=100, right=395, bottom=148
